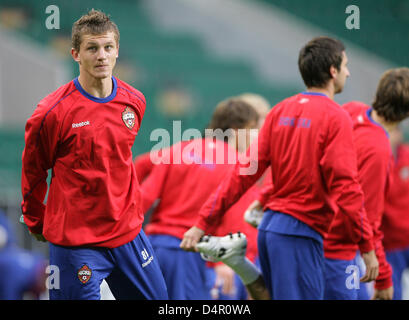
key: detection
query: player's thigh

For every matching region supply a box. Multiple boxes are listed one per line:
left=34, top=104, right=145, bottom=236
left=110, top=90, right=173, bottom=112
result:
left=108, top=230, right=168, bottom=300
left=49, top=243, right=113, bottom=300
left=323, top=257, right=358, bottom=300
left=153, top=244, right=212, bottom=300
left=266, top=232, right=324, bottom=299
left=386, top=250, right=406, bottom=300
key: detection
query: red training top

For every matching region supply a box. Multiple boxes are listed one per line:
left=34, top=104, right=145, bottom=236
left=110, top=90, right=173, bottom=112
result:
left=212, top=168, right=271, bottom=263
left=196, top=92, right=374, bottom=254
left=382, top=144, right=409, bottom=251
left=21, top=77, right=146, bottom=248
left=141, top=138, right=237, bottom=239
left=324, top=102, right=393, bottom=290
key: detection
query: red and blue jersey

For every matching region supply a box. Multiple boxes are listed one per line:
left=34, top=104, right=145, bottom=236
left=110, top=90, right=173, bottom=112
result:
left=382, top=144, right=409, bottom=251
left=21, top=77, right=146, bottom=248
left=324, top=102, right=393, bottom=290
left=196, top=92, right=373, bottom=253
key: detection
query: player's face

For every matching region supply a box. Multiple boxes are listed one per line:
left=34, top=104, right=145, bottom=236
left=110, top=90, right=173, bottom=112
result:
left=334, top=51, right=350, bottom=93
left=73, top=31, right=119, bottom=80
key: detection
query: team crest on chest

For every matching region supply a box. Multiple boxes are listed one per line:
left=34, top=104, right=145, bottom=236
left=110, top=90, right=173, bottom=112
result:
left=78, top=265, right=92, bottom=284
left=122, top=106, right=136, bottom=129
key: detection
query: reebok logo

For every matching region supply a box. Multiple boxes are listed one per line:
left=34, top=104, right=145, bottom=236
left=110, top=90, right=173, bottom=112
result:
left=72, top=121, right=90, bottom=128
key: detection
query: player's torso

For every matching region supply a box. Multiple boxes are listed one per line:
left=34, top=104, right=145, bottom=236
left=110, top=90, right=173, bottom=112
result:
left=267, top=93, right=334, bottom=202
left=60, top=99, right=136, bottom=164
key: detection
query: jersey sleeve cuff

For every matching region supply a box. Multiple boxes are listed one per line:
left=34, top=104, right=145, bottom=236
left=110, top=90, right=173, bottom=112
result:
left=374, top=276, right=393, bottom=290
left=358, top=239, right=374, bottom=254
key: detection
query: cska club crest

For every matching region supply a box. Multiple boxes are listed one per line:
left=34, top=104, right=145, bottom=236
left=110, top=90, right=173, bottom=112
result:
left=78, top=265, right=92, bottom=284
left=122, top=106, right=136, bottom=129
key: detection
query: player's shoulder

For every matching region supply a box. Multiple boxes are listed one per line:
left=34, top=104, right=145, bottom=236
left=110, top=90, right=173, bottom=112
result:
left=277, top=92, right=340, bottom=110
left=400, top=144, right=409, bottom=156
left=341, top=101, right=370, bottom=118
left=38, top=80, right=77, bottom=109
left=115, top=77, right=146, bottom=105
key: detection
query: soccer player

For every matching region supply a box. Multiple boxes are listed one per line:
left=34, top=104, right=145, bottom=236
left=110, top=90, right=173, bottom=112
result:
left=382, top=126, right=409, bottom=300
left=139, top=97, right=262, bottom=299
left=207, top=93, right=271, bottom=300
left=323, top=68, right=409, bottom=300
left=20, top=10, right=168, bottom=300
left=181, top=36, right=379, bottom=300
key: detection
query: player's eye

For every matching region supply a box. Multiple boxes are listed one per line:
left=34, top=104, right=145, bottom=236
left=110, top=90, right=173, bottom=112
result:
left=87, top=46, right=97, bottom=51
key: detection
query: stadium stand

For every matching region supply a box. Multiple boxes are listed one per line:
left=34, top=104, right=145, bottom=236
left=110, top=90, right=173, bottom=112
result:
left=258, top=0, right=409, bottom=67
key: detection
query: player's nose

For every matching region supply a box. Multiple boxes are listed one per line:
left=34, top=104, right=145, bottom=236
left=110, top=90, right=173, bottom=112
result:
left=96, top=47, right=107, bottom=60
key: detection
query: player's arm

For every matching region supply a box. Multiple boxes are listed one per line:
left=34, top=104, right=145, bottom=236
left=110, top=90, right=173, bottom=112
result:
left=21, top=104, right=59, bottom=238
left=359, top=151, right=393, bottom=297
left=181, top=114, right=273, bottom=251
left=140, top=160, right=169, bottom=214
left=320, top=111, right=374, bottom=253
left=134, top=152, right=154, bottom=183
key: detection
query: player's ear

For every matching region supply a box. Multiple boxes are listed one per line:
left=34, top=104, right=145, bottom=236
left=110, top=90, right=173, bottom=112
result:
left=71, top=48, right=80, bottom=63
left=329, top=65, right=338, bottom=79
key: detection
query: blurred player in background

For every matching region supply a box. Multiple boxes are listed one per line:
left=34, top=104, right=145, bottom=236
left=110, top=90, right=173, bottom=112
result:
left=139, top=97, right=265, bottom=299
left=324, top=68, right=409, bottom=300
left=0, top=209, right=46, bottom=299
left=208, top=93, right=270, bottom=300
left=20, top=10, right=167, bottom=300
left=382, top=125, right=409, bottom=300
left=181, top=36, right=379, bottom=300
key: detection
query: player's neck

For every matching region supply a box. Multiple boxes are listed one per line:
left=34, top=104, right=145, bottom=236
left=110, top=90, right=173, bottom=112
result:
left=77, top=73, right=113, bottom=98
left=370, top=109, right=399, bottom=134
left=305, top=86, right=335, bottom=100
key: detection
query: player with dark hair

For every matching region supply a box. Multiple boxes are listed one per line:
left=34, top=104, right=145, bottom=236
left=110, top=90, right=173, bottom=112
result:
left=139, top=97, right=269, bottom=299
left=181, top=36, right=379, bottom=300
left=324, top=67, right=409, bottom=300
left=21, top=9, right=168, bottom=300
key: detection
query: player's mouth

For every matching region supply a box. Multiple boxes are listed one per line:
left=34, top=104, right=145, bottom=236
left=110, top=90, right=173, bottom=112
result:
left=95, top=65, right=108, bottom=69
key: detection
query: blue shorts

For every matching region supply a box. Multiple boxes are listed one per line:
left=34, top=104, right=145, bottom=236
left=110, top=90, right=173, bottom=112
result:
left=148, top=234, right=213, bottom=300
left=49, top=229, right=168, bottom=300
left=386, top=247, right=409, bottom=300
left=324, top=257, right=359, bottom=300
left=257, top=211, right=325, bottom=300
left=354, top=254, right=371, bottom=300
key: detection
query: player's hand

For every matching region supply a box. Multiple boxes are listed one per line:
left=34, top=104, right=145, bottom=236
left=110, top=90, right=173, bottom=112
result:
left=214, top=264, right=236, bottom=296
left=360, top=250, right=379, bottom=282
left=29, top=231, right=47, bottom=242
left=180, top=226, right=204, bottom=252
left=371, top=286, right=393, bottom=300
left=244, top=200, right=264, bottom=228
left=20, top=215, right=47, bottom=242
